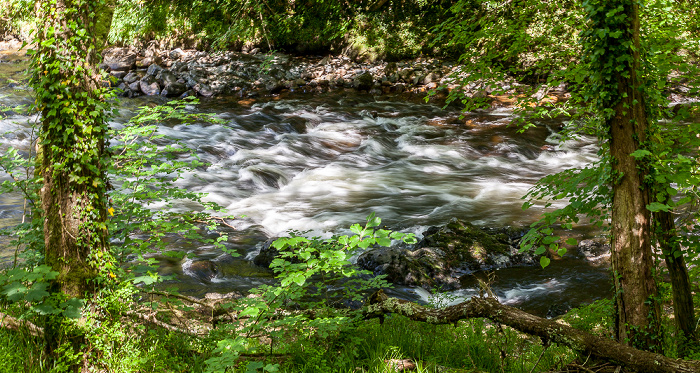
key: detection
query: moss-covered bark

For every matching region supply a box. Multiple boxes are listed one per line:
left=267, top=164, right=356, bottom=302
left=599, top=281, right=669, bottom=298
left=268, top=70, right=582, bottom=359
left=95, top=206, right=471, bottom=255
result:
left=364, top=291, right=700, bottom=373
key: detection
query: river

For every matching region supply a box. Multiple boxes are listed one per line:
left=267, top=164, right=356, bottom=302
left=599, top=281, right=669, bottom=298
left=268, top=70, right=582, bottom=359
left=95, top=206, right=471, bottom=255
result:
left=0, top=52, right=611, bottom=317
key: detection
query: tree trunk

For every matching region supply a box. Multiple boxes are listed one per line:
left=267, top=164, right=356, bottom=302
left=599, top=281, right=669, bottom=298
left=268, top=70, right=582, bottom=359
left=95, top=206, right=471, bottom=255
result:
left=655, top=209, right=696, bottom=355
left=604, top=0, right=661, bottom=351
left=364, top=291, right=700, bottom=373
left=34, top=0, right=115, bottom=369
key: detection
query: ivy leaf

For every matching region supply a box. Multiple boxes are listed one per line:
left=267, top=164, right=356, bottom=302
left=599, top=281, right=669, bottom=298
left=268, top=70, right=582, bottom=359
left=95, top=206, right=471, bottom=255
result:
left=540, top=256, right=551, bottom=268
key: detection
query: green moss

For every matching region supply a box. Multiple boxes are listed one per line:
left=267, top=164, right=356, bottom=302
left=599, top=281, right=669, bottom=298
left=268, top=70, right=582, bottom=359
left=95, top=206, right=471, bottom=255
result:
left=423, top=219, right=511, bottom=269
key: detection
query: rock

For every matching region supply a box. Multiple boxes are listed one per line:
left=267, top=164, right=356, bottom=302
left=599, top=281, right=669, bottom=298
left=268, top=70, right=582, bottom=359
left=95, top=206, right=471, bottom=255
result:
left=169, top=48, right=184, bottom=60
left=146, top=63, right=163, bottom=77
left=358, top=219, right=533, bottom=289
left=103, top=47, right=136, bottom=71
left=353, top=72, right=373, bottom=91
left=161, top=82, right=188, bottom=97
left=193, top=83, right=214, bottom=97
left=358, top=246, right=460, bottom=290
left=186, top=260, right=218, bottom=283
left=577, top=239, right=610, bottom=262
left=418, top=219, right=530, bottom=274
left=110, top=70, right=128, bottom=79
left=253, top=238, right=281, bottom=268
left=139, top=75, right=161, bottom=96
left=157, top=69, right=179, bottom=86
left=123, top=71, right=141, bottom=84
left=128, top=81, right=141, bottom=92
left=265, top=80, right=285, bottom=94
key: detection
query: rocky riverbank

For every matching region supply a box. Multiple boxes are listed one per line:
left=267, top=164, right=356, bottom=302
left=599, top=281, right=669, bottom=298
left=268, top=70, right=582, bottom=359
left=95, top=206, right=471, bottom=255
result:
left=100, top=45, right=548, bottom=101
left=102, top=45, right=461, bottom=99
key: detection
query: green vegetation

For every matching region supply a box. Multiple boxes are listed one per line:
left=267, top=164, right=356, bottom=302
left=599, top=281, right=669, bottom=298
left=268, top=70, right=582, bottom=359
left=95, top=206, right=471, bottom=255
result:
left=2, top=0, right=700, bottom=371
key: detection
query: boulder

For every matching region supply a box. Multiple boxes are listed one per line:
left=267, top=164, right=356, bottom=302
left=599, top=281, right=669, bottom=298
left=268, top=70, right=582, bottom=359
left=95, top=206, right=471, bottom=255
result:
left=253, top=238, right=279, bottom=268
left=103, top=48, right=136, bottom=71
left=417, top=219, right=530, bottom=274
left=157, top=69, right=179, bottom=86
left=185, top=260, right=218, bottom=283
left=139, top=75, right=161, bottom=96
left=161, top=82, right=188, bottom=97
left=123, top=71, right=142, bottom=84
left=146, top=63, right=163, bottom=77
left=358, top=246, right=460, bottom=290
left=353, top=72, right=373, bottom=91
left=169, top=48, right=185, bottom=60
left=358, top=219, right=533, bottom=289
left=577, top=239, right=610, bottom=263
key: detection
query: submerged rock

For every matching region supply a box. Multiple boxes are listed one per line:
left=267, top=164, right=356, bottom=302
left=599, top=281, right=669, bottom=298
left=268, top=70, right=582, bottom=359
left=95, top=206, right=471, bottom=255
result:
left=358, top=218, right=533, bottom=289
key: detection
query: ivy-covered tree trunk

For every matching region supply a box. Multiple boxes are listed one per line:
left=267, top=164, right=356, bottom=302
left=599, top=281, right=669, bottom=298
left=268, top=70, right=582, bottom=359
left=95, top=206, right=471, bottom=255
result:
left=33, top=0, right=115, bottom=368
left=584, top=0, right=661, bottom=351
left=607, top=2, right=661, bottom=351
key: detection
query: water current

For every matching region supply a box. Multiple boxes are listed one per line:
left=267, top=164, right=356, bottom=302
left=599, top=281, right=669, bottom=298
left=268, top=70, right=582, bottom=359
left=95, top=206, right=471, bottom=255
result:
left=0, top=52, right=611, bottom=317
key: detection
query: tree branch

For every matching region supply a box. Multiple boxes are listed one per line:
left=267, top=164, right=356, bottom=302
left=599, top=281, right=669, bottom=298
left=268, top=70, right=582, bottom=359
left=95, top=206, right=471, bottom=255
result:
left=363, top=290, right=700, bottom=373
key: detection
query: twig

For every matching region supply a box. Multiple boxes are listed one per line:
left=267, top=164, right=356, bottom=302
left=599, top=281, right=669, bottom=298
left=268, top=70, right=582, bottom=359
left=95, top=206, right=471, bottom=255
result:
left=529, top=341, right=549, bottom=373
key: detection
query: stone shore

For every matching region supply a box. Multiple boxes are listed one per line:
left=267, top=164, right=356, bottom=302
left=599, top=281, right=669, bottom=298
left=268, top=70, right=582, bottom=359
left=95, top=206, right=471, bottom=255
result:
left=101, top=45, right=526, bottom=100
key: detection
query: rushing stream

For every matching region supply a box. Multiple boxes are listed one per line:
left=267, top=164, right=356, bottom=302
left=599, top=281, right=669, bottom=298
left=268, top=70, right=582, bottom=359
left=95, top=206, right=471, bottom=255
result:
left=0, top=52, right=612, bottom=317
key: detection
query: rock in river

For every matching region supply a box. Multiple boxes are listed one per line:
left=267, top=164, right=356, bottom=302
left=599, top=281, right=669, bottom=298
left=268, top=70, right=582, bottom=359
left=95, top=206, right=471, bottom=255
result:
left=358, top=218, right=534, bottom=289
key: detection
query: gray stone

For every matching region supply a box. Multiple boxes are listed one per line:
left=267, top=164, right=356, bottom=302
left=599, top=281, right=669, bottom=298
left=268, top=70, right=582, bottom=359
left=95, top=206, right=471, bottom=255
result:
left=128, top=81, right=140, bottom=92
left=139, top=75, right=161, bottom=96
left=110, top=70, right=128, bottom=79
left=123, top=71, right=141, bottom=84
left=103, top=48, right=136, bottom=71
left=146, top=64, right=163, bottom=77
left=157, top=69, right=178, bottom=86
left=194, top=83, right=214, bottom=97
left=169, top=48, right=184, bottom=60
left=161, top=82, right=188, bottom=97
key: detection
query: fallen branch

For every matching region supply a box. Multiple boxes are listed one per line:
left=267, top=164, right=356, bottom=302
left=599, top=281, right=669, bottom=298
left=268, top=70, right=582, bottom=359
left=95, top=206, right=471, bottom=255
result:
left=0, top=311, right=43, bottom=337
left=363, top=290, right=700, bottom=373
left=125, top=310, right=205, bottom=338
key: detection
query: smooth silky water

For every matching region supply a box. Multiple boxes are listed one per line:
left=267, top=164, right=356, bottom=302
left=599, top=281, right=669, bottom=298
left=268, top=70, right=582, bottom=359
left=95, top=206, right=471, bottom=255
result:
left=0, top=53, right=611, bottom=317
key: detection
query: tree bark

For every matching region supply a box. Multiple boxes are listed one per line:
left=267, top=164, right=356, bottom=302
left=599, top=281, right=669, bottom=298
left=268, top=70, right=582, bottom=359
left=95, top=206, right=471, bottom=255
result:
left=364, top=291, right=700, bottom=373
left=34, top=0, right=115, bottom=369
left=605, top=0, right=661, bottom=351
left=654, top=209, right=696, bottom=355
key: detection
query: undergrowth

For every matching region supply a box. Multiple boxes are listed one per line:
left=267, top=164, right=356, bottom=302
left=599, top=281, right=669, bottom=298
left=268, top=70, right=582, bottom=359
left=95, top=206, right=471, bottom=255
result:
left=0, top=299, right=619, bottom=373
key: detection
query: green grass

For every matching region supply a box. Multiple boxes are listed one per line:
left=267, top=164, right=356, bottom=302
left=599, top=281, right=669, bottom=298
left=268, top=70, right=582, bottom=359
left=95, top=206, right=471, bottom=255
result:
left=0, top=299, right=621, bottom=373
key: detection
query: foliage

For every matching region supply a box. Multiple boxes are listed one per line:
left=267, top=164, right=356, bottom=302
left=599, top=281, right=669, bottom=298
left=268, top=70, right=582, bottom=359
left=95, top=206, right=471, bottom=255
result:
left=107, top=0, right=452, bottom=57
left=107, top=97, right=235, bottom=287
left=205, top=213, right=417, bottom=372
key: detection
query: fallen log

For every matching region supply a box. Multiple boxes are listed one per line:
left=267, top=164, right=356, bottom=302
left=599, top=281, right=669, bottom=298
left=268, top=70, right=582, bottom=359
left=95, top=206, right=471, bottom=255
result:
left=0, top=311, right=43, bottom=337
left=363, top=290, right=700, bottom=373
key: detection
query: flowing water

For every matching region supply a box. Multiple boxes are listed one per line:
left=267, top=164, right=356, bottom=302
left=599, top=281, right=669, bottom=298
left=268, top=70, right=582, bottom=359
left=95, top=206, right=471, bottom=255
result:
left=0, top=52, right=611, bottom=317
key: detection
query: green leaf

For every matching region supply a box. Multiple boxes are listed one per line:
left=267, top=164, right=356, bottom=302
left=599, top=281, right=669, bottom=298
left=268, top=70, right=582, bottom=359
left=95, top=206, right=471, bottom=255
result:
left=540, top=256, right=551, bottom=268
left=246, top=361, right=265, bottom=373
left=240, top=307, right=260, bottom=318
left=62, top=298, right=84, bottom=319
left=647, top=202, right=671, bottom=212
left=366, top=212, right=381, bottom=228
left=629, top=149, right=652, bottom=159
left=534, top=246, right=546, bottom=255
left=565, top=238, right=577, bottom=246
left=349, top=224, right=362, bottom=235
